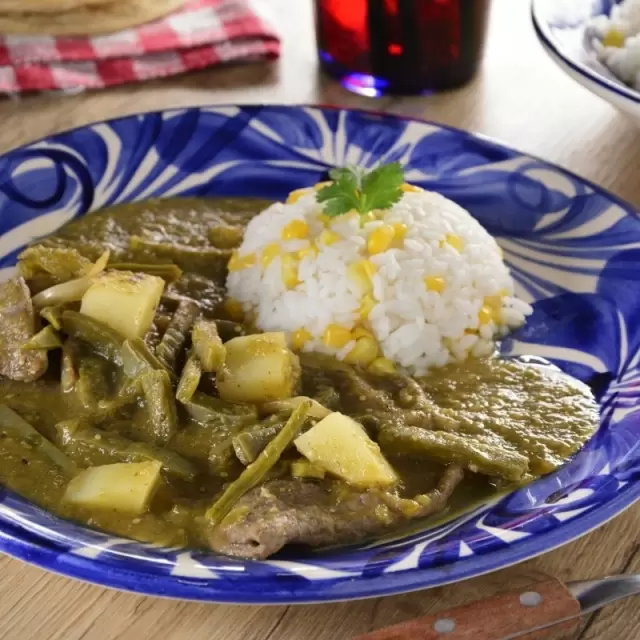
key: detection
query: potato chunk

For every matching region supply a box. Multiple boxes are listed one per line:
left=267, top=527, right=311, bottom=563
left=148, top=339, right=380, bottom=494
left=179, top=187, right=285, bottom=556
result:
left=216, top=333, right=300, bottom=404
left=80, top=270, right=164, bottom=340
left=294, top=412, right=398, bottom=488
left=62, top=460, right=162, bottom=514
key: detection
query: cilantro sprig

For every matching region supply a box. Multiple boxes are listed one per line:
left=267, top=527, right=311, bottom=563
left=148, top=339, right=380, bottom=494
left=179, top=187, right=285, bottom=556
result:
left=316, top=162, right=405, bottom=218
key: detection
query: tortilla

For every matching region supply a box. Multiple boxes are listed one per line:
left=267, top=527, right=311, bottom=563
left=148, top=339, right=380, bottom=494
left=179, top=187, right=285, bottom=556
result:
left=0, top=0, right=186, bottom=35
left=0, top=0, right=111, bottom=14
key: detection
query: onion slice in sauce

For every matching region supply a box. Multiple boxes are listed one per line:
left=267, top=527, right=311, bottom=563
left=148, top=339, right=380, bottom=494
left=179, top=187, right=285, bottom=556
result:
left=31, top=250, right=110, bottom=309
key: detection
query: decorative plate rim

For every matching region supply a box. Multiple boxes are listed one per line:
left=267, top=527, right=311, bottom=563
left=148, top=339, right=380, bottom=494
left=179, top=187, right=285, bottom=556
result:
left=1, top=481, right=638, bottom=603
left=0, top=103, right=638, bottom=604
left=531, top=0, right=640, bottom=105
left=10, top=100, right=640, bottom=215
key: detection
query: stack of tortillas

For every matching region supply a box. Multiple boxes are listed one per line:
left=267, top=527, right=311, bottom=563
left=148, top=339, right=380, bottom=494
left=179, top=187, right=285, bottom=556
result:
left=0, top=0, right=186, bottom=35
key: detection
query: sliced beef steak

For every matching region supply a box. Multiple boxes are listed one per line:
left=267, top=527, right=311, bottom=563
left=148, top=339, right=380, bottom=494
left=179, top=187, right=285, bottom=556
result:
left=0, top=277, right=47, bottom=382
left=208, top=465, right=463, bottom=559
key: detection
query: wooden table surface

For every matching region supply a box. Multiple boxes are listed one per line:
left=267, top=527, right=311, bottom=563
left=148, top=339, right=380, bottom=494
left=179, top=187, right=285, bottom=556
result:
left=0, top=1, right=638, bottom=639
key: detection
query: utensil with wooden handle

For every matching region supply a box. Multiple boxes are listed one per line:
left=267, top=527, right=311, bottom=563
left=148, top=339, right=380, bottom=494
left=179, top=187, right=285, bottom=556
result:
left=353, top=574, right=640, bottom=640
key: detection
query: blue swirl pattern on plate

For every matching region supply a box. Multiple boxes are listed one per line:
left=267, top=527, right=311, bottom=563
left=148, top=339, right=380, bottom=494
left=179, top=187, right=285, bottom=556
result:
left=0, top=105, right=638, bottom=603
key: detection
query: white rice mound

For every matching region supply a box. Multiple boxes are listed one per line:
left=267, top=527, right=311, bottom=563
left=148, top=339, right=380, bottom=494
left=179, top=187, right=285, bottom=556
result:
left=589, top=0, right=640, bottom=90
left=226, top=187, right=532, bottom=375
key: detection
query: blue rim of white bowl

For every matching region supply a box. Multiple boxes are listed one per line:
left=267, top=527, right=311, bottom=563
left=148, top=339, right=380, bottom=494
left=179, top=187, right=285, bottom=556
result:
left=0, top=104, right=638, bottom=604
left=531, top=0, right=640, bottom=106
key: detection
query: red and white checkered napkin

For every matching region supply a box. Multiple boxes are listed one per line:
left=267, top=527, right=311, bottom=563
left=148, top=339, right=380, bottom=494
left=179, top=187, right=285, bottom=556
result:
left=0, top=0, right=280, bottom=93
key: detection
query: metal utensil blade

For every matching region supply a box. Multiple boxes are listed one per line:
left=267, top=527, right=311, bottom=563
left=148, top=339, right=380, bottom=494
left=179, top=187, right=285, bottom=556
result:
left=569, top=574, right=640, bottom=615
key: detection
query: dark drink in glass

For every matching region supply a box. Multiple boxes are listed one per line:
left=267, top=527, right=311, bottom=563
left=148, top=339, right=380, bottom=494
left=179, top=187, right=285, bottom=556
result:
left=315, top=0, right=491, bottom=96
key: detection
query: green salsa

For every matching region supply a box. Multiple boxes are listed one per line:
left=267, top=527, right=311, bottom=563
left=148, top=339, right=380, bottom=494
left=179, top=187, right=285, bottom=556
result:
left=0, top=198, right=599, bottom=558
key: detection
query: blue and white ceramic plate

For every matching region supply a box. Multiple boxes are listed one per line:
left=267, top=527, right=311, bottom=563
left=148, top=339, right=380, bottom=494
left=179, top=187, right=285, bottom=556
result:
left=0, top=105, right=638, bottom=604
left=532, top=0, right=640, bottom=123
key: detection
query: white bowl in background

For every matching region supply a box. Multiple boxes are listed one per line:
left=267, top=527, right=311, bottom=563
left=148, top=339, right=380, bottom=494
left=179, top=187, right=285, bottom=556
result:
left=532, top=0, right=640, bottom=123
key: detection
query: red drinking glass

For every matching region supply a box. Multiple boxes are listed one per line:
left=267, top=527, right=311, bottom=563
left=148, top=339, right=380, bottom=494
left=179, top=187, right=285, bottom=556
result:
left=315, top=0, right=491, bottom=96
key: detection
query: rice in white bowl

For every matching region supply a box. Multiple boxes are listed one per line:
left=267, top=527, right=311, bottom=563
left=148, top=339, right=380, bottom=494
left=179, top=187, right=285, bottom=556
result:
left=226, top=185, right=532, bottom=375
left=589, top=0, right=640, bottom=90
